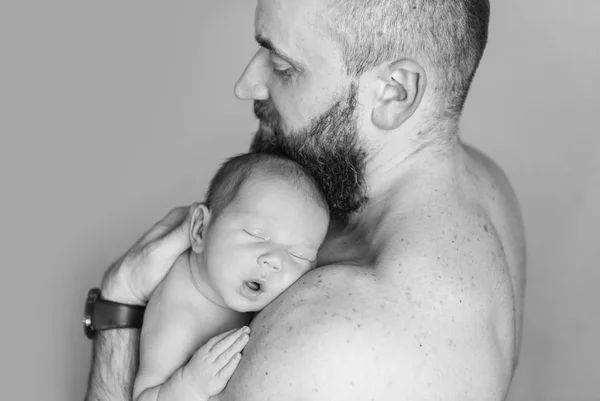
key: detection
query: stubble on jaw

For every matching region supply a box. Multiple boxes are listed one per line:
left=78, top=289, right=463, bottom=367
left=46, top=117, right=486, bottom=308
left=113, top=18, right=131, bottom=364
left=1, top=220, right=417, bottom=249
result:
left=250, top=83, right=368, bottom=222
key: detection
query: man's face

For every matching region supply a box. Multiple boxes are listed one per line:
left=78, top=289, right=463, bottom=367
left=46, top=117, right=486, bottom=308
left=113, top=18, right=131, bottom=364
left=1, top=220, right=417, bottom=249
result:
left=234, top=0, right=369, bottom=220
left=251, top=84, right=367, bottom=221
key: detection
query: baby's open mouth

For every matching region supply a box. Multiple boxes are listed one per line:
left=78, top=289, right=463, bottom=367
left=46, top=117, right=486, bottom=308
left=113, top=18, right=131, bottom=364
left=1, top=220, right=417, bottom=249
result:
left=245, top=281, right=261, bottom=292
left=240, top=280, right=265, bottom=300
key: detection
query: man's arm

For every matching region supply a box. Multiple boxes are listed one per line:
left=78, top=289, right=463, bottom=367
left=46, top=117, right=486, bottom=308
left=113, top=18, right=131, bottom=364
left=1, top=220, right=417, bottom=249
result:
left=86, top=329, right=139, bottom=401
left=84, top=205, right=196, bottom=401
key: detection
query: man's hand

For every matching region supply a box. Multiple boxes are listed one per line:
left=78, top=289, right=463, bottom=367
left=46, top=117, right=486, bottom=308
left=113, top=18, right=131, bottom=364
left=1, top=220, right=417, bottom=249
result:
left=101, top=204, right=197, bottom=305
left=180, top=327, right=251, bottom=401
left=85, top=204, right=198, bottom=401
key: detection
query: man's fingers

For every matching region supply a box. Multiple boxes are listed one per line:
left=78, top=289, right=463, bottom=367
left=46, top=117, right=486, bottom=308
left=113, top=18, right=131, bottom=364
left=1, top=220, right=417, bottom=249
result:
left=140, top=203, right=196, bottom=260
left=121, top=204, right=196, bottom=303
left=212, top=328, right=250, bottom=364
left=100, top=204, right=199, bottom=305
left=157, top=205, right=191, bottom=232
left=146, top=205, right=192, bottom=242
left=148, top=212, right=193, bottom=260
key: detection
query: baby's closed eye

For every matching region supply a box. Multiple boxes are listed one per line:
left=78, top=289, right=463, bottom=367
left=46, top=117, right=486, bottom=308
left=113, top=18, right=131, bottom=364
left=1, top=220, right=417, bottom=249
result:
left=289, top=252, right=316, bottom=263
left=243, top=229, right=267, bottom=240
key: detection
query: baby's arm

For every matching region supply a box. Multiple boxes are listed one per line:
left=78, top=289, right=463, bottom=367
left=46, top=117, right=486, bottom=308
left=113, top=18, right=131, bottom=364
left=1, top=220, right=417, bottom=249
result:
left=133, top=256, right=211, bottom=400
left=135, top=326, right=249, bottom=401
left=133, top=276, right=204, bottom=401
left=133, top=256, right=251, bottom=401
left=133, top=278, right=250, bottom=401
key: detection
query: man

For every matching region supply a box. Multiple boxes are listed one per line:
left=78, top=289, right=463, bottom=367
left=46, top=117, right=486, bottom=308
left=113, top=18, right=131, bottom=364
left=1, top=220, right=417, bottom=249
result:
left=85, top=0, right=526, bottom=400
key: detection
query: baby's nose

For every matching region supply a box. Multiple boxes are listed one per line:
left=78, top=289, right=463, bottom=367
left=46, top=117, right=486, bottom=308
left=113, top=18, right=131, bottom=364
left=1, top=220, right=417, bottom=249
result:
left=258, top=251, right=283, bottom=272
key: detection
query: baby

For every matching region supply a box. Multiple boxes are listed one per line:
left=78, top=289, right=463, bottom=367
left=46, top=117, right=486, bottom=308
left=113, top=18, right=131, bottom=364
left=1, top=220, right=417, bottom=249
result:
left=133, top=152, right=330, bottom=401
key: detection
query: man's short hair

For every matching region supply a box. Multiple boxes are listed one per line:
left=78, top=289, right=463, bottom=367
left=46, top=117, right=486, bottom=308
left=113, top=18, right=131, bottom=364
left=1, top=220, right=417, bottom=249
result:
left=325, top=0, right=490, bottom=116
left=205, top=152, right=328, bottom=219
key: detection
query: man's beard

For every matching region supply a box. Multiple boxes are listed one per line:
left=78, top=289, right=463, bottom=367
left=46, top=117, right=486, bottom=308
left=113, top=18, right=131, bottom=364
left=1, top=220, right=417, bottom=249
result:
left=250, top=83, right=367, bottom=222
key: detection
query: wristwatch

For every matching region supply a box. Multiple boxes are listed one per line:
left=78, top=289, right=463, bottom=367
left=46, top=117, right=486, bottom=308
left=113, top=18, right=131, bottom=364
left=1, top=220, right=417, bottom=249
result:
left=82, top=288, right=146, bottom=339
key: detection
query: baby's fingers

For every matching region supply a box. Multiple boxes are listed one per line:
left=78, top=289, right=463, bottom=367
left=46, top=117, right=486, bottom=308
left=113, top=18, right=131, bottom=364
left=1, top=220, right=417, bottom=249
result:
left=203, top=327, right=241, bottom=351
left=213, top=332, right=250, bottom=371
left=211, top=326, right=250, bottom=358
left=216, top=353, right=242, bottom=384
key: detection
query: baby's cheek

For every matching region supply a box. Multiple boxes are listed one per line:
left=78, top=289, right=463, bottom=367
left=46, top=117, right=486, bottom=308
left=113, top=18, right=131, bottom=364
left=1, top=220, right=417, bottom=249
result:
left=270, top=286, right=285, bottom=300
left=269, top=283, right=290, bottom=302
left=280, top=277, right=299, bottom=295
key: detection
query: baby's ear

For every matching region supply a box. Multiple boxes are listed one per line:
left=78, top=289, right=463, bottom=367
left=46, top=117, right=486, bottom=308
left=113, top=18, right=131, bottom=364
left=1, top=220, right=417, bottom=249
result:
left=190, top=203, right=211, bottom=253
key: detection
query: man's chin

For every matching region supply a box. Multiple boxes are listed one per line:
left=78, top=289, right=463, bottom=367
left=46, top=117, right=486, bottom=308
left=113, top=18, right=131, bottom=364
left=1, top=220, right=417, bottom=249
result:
left=250, top=125, right=279, bottom=153
left=249, top=83, right=368, bottom=221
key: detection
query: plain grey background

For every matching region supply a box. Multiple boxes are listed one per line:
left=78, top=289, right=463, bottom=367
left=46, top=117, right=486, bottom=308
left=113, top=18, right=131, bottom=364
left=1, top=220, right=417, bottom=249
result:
left=1, top=1, right=598, bottom=400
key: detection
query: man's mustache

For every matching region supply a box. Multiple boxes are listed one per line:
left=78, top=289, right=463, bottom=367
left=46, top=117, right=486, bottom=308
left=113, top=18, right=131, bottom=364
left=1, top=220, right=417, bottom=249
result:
left=253, top=100, right=280, bottom=129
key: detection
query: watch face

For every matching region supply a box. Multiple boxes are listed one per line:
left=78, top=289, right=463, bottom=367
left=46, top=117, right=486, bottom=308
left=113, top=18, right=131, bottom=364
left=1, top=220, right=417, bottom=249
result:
left=83, top=288, right=101, bottom=339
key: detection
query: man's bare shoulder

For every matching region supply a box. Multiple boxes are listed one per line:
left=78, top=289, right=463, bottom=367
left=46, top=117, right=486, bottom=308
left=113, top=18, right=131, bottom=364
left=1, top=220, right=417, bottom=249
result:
left=378, top=203, right=517, bottom=345
left=461, top=142, right=527, bottom=355
left=379, top=162, right=519, bottom=331
left=218, top=251, right=514, bottom=401
left=216, top=149, right=522, bottom=401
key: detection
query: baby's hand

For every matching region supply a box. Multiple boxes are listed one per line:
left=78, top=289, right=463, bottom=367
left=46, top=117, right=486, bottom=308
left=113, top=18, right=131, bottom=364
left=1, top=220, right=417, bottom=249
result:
left=181, top=326, right=250, bottom=401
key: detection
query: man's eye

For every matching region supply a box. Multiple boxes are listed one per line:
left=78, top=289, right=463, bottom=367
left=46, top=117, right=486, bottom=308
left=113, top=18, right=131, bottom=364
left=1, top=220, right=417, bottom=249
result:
left=273, top=65, right=294, bottom=78
left=269, top=54, right=294, bottom=78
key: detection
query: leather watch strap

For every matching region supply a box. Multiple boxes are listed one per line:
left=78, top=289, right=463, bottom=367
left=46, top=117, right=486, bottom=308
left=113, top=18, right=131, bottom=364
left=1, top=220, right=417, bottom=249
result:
left=92, top=297, right=145, bottom=330
left=83, top=288, right=145, bottom=339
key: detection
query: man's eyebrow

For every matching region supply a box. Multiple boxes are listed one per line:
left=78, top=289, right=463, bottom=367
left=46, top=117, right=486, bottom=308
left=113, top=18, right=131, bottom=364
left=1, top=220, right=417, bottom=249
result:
left=255, top=34, right=300, bottom=66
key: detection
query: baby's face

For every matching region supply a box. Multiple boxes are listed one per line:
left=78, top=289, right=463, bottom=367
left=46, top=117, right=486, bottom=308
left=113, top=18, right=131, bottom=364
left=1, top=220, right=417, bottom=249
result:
left=201, top=175, right=329, bottom=312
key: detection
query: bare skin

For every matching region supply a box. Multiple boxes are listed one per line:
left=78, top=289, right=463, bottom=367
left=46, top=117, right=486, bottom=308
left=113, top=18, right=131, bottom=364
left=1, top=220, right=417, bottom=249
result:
left=213, top=139, right=526, bottom=401
left=213, top=1, right=526, bottom=397
left=85, top=141, right=525, bottom=401
left=85, top=0, right=526, bottom=399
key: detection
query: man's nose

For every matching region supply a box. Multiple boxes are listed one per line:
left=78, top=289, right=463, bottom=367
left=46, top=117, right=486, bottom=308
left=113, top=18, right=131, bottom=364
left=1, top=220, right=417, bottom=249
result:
left=234, top=49, right=269, bottom=101
left=257, top=251, right=283, bottom=272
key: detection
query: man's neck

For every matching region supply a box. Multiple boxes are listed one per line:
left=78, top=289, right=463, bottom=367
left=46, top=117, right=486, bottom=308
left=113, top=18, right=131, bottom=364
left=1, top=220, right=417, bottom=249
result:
left=365, top=118, right=459, bottom=195
left=347, top=119, right=462, bottom=231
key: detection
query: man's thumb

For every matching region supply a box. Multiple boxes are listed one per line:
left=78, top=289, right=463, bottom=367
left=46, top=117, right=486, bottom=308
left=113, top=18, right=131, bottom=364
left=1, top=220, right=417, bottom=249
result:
left=153, top=204, right=194, bottom=265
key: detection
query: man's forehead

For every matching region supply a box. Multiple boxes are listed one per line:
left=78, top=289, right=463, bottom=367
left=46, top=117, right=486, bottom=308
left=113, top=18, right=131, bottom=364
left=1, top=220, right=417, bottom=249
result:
left=254, top=0, right=332, bottom=64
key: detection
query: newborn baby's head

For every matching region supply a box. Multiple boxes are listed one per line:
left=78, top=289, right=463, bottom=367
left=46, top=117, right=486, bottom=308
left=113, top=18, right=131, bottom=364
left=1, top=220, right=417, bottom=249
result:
left=189, top=153, right=330, bottom=312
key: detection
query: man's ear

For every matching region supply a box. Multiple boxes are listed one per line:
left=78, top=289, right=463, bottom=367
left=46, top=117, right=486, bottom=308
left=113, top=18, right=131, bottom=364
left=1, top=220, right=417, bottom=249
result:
left=371, top=59, right=427, bottom=130
left=190, top=204, right=211, bottom=253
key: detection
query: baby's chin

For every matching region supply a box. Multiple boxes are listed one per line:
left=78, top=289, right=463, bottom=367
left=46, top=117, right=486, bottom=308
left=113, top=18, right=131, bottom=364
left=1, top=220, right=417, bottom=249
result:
left=221, top=288, right=273, bottom=313
left=225, top=300, right=268, bottom=314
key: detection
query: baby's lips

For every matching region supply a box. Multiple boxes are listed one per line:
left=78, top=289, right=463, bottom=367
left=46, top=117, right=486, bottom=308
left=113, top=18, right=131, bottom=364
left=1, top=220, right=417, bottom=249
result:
left=245, top=280, right=261, bottom=291
left=249, top=276, right=268, bottom=287
left=240, top=280, right=265, bottom=300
